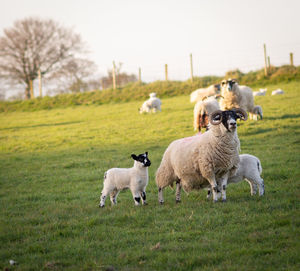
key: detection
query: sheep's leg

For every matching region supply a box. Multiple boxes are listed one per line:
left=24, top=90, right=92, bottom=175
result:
left=99, top=189, right=109, bottom=208
left=110, top=189, right=120, bottom=205
left=207, top=189, right=212, bottom=199
left=158, top=187, right=164, bottom=205
left=206, top=176, right=218, bottom=202
left=175, top=180, right=181, bottom=203
left=246, top=179, right=257, bottom=195
left=131, top=189, right=141, bottom=206
left=219, top=174, right=229, bottom=202
left=140, top=191, right=148, bottom=205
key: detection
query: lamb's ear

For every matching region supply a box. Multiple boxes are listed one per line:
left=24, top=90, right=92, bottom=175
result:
left=131, top=154, right=138, bottom=160
left=210, top=110, right=223, bottom=125
left=202, top=96, right=208, bottom=101
left=234, top=108, right=248, bottom=121
left=145, top=152, right=148, bottom=156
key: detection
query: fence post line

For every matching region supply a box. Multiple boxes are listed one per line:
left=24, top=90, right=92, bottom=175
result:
left=38, top=68, right=42, bottom=97
left=190, top=53, right=194, bottom=82
left=165, top=64, right=168, bottom=81
left=290, top=53, right=294, bottom=66
left=29, top=79, right=34, bottom=99
left=263, top=44, right=268, bottom=76
left=112, top=61, right=116, bottom=89
left=138, top=67, right=142, bottom=83
left=268, top=56, right=271, bottom=70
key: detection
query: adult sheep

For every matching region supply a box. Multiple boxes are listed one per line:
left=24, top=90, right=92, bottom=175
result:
left=156, top=109, right=248, bottom=204
left=190, top=84, right=220, bottom=103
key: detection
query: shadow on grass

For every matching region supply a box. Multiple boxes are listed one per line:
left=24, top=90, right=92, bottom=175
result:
left=0, top=121, right=84, bottom=131
left=265, top=113, right=300, bottom=120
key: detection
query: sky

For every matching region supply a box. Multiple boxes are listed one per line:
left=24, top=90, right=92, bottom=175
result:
left=1, top=0, right=300, bottom=83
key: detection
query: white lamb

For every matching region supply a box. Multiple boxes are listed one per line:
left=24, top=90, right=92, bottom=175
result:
left=193, top=95, right=222, bottom=132
left=253, top=88, right=267, bottom=96
left=272, top=89, right=284, bottom=95
left=206, top=154, right=265, bottom=199
left=156, top=109, right=248, bottom=204
left=139, top=93, right=162, bottom=113
left=190, top=84, right=220, bottom=103
left=249, top=105, right=263, bottom=120
left=99, top=152, right=151, bottom=207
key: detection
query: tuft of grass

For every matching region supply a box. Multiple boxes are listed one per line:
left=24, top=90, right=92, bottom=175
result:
left=0, top=81, right=299, bottom=270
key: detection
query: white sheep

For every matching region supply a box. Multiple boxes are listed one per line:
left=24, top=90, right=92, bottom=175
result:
left=99, top=152, right=151, bottom=207
left=253, top=88, right=267, bottom=96
left=156, top=109, right=248, bottom=204
left=190, top=84, right=220, bottom=103
left=139, top=93, right=162, bottom=113
left=206, top=154, right=265, bottom=199
left=193, top=95, right=222, bottom=132
left=272, top=89, right=284, bottom=95
left=249, top=105, right=263, bottom=120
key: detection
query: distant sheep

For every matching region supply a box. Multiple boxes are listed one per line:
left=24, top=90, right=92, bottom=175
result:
left=272, top=89, right=284, bottom=95
left=99, top=152, right=151, bottom=207
left=249, top=105, right=263, bottom=120
left=139, top=93, right=162, bottom=113
left=190, top=84, right=220, bottom=103
left=253, top=88, right=267, bottom=96
left=193, top=95, right=222, bottom=131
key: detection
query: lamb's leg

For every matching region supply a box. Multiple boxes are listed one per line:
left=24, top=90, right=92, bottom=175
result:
left=110, top=189, right=120, bottom=205
left=246, top=179, right=258, bottom=195
left=175, top=180, right=181, bottom=203
left=140, top=191, right=148, bottom=205
left=158, top=187, right=164, bottom=205
left=99, top=188, right=109, bottom=208
left=131, top=189, right=141, bottom=206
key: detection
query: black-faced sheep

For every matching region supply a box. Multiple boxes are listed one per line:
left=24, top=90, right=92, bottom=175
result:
left=99, top=152, right=151, bottom=207
left=155, top=109, right=248, bottom=204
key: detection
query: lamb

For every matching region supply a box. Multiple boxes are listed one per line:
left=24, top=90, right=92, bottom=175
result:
left=155, top=108, right=248, bottom=204
left=206, top=154, right=265, bottom=199
left=249, top=105, right=263, bottom=120
left=190, top=84, right=220, bottom=103
left=139, top=93, right=162, bottom=113
left=272, top=89, right=284, bottom=95
left=193, top=95, right=222, bottom=132
left=253, top=88, right=267, bottom=96
left=99, top=152, right=151, bottom=207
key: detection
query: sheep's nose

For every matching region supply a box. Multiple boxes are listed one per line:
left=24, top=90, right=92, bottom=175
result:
left=229, top=121, right=236, bottom=128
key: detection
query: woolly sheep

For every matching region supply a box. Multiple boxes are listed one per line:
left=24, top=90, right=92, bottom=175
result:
left=206, top=154, right=265, bottom=199
left=249, top=105, right=263, bottom=120
left=190, top=84, right=220, bottom=103
left=193, top=95, right=222, bottom=132
left=253, top=88, right=267, bottom=96
left=139, top=93, right=162, bottom=113
left=155, top=109, right=248, bottom=204
left=99, top=152, right=151, bottom=207
left=272, top=89, right=284, bottom=95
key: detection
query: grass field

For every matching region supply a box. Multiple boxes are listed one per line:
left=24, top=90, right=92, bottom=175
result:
left=0, top=82, right=299, bottom=270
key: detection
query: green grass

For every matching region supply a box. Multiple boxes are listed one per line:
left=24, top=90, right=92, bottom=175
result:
left=0, top=81, right=300, bottom=270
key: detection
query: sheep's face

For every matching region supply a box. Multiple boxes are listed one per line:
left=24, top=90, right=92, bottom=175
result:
left=210, top=109, right=247, bottom=132
left=221, top=79, right=237, bottom=92
left=131, top=152, right=151, bottom=167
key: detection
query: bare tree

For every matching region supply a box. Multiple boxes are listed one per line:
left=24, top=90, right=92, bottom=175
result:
left=0, top=17, right=96, bottom=99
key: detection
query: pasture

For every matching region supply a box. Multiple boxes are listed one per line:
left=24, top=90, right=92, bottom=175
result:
left=0, top=81, right=299, bottom=270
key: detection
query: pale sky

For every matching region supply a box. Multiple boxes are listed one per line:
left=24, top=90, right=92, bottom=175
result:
left=1, top=0, right=300, bottom=82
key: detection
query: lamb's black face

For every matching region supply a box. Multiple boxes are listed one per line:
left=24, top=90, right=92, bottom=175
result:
left=221, top=79, right=236, bottom=91
left=131, top=152, right=151, bottom=167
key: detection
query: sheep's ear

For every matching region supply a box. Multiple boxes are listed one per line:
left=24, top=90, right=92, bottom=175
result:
left=210, top=110, right=223, bottom=125
left=145, top=152, right=148, bottom=156
left=234, top=108, right=248, bottom=121
left=202, top=96, right=208, bottom=101
left=131, top=154, right=138, bottom=160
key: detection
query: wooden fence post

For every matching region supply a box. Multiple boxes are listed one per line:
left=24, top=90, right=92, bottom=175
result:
left=290, top=53, right=294, bottom=66
left=29, top=79, right=34, bottom=99
left=112, top=61, right=116, bottom=89
left=165, top=64, right=168, bottom=81
left=38, top=68, right=42, bottom=97
left=263, top=44, right=268, bottom=76
left=138, top=67, right=142, bottom=83
left=190, top=53, right=194, bottom=82
left=268, top=56, right=271, bottom=70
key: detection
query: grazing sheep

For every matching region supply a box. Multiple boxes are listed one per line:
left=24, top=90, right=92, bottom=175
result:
left=193, top=95, right=222, bottom=132
left=139, top=93, right=162, bottom=113
left=190, top=84, right=220, bottom=103
left=206, top=154, right=265, bottom=199
left=99, top=152, right=151, bottom=207
left=253, top=88, right=267, bottom=96
left=156, top=109, right=248, bottom=204
left=249, top=105, right=263, bottom=120
left=272, top=89, right=284, bottom=95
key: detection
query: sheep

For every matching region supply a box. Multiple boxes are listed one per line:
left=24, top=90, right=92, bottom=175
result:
left=249, top=105, right=263, bottom=120
left=155, top=108, right=248, bottom=204
left=139, top=93, right=162, bottom=113
left=99, top=152, right=151, bottom=207
left=272, top=89, right=284, bottom=95
left=253, top=88, right=267, bottom=96
left=206, top=154, right=265, bottom=199
left=190, top=84, right=220, bottom=103
left=193, top=95, right=222, bottom=132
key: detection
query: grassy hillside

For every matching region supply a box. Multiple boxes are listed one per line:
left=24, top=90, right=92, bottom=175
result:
left=0, top=81, right=299, bottom=270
